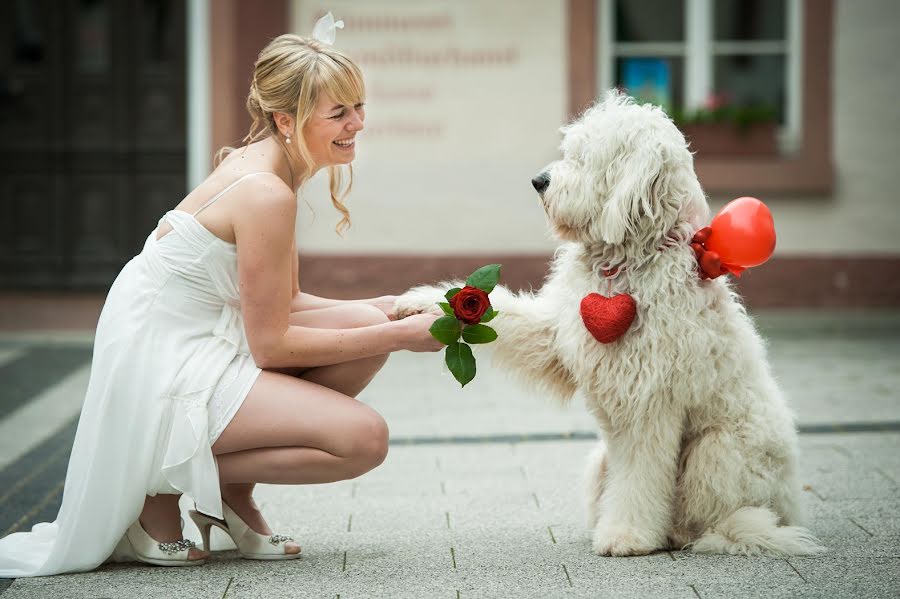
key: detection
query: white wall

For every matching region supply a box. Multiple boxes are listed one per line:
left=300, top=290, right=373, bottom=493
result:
left=293, top=0, right=900, bottom=256
left=292, top=0, right=565, bottom=254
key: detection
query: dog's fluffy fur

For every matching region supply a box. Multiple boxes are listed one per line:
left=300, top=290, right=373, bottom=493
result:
left=395, top=91, right=824, bottom=557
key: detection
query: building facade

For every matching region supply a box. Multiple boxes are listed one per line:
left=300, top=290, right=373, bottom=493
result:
left=2, top=0, right=898, bottom=307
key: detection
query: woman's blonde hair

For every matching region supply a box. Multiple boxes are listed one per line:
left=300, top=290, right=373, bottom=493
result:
left=216, top=34, right=365, bottom=234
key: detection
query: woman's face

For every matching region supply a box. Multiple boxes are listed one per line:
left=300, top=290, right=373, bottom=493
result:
left=302, top=93, right=365, bottom=168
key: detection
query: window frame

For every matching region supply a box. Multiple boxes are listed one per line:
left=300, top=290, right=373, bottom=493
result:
left=571, top=0, right=833, bottom=194
left=599, top=0, right=802, bottom=152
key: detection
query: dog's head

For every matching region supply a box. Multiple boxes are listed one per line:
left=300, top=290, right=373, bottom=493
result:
left=533, top=91, right=708, bottom=250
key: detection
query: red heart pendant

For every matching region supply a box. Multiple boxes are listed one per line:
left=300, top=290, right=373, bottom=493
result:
left=580, top=293, right=636, bottom=344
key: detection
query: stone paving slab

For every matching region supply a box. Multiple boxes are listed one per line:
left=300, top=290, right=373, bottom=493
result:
left=4, top=435, right=900, bottom=598
left=2, top=312, right=900, bottom=597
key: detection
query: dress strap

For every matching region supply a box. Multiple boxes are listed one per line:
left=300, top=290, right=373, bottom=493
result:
left=192, top=172, right=272, bottom=217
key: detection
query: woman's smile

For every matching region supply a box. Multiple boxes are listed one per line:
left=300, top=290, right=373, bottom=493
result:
left=333, top=137, right=355, bottom=150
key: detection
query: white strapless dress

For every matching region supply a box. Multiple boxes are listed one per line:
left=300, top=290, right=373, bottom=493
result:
left=0, top=173, right=269, bottom=577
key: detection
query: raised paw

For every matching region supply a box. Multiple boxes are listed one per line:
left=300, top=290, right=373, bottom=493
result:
left=393, top=286, right=450, bottom=319
left=591, top=521, right=661, bottom=557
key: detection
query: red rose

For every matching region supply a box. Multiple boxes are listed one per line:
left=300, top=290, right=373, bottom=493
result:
left=449, top=286, right=491, bottom=324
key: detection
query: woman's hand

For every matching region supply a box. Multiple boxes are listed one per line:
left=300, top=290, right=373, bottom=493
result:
left=365, top=295, right=399, bottom=320
left=394, top=313, right=445, bottom=352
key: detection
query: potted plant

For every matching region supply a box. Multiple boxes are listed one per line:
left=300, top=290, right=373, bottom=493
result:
left=671, top=93, right=779, bottom=157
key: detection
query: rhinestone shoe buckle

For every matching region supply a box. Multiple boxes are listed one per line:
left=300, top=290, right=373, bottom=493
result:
left=269, top=534, right=294, bottom=546
left=157, top=538, right=196, bottom=555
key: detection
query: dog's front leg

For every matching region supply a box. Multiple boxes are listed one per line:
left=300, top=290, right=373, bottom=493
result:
left=486, top=285, right=577, bottom=403
left=395, top=283, right=577, bottom=402
left=591, top=419, right=682, bottom=556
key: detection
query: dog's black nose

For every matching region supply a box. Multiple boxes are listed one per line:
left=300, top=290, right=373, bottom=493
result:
left=531, top=172, right=550, bottom=194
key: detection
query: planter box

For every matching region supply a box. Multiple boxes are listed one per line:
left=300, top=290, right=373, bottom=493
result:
left=680, top=122, right=778, bottom=157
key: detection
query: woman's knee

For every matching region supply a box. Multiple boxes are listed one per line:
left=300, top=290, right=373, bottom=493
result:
left=345, top=412, right=390, bottom=476
left=346, top=303, right=390, bottom=328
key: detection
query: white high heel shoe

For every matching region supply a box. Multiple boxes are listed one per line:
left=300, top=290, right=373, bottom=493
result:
left=107, top=518, right=207, bottom=567
left=188, top=502, right=301, bottom=560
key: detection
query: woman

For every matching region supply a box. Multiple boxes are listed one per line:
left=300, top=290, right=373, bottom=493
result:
left=0, top=25, right=442, bottom=576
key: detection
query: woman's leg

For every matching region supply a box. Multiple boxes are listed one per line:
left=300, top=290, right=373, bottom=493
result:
left=211, top=370, right=390, bottom=547
left=213, top=370, right=390, bottom=481
left=268, top=303, right=391, bottom=396
left=138, top=493, right=209, bottom=561
left=293, top=303, right=390, bottom=395
left=139, top=302, right=389, bottom=553
left=218, top=303, right=392, bottom=530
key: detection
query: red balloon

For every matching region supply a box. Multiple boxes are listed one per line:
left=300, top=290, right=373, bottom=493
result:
left=706, top=197, right=776, bottom=271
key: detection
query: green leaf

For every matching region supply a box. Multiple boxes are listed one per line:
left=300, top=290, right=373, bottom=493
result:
left=438, top=302, right=455, bottom=316
left=465, top=264, right=502, bottom=293
left=429, top=315, right=461, bottom=345
left=445, top=287, right=462, bottom=301
left=479, top=307, right=499, bottom=323
left=445, top=342, right=476, bottom=387
left=461, top=324, right=498, bottom=344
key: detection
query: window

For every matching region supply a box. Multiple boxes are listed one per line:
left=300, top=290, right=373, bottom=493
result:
left=598, top=0, right=802, bottom=154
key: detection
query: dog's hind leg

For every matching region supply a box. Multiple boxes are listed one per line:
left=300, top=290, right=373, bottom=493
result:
left=583, top=440, right=608, bottom=529
left=674, top=430, right=821, bottom=555
left=673, top=430, right=758, bottom=540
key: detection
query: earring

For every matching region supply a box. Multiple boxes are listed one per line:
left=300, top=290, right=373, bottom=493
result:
left=285, top=136, right=291, bottom=144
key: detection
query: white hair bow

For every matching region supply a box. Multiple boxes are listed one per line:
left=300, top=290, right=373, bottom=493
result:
left=312, top=12, right=344, bottom=45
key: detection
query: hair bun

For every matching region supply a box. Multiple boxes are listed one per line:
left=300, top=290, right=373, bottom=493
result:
left=247, top=82, right=264, bottom=111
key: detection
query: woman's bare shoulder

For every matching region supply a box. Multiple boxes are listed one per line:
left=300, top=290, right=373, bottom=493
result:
left=215, top=149, right=293, bottom=205
left=239, top=173, right=294, bottom=211
left=231, top=174, right=296, bottom=238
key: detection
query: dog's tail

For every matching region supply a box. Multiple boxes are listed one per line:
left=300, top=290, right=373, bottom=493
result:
left=688, top=507, right=825, bottom=557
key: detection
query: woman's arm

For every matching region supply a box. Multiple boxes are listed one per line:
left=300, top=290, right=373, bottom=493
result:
left=289, top=291, right=397, bottom=318
left=287, top=241, right=397, bottom=317
left=289, top=291, right=349, bottom=312
left=236, top=180, right=436, bottom=369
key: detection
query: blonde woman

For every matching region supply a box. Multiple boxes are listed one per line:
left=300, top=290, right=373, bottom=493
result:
left=0, top=22, right=442, bottom=577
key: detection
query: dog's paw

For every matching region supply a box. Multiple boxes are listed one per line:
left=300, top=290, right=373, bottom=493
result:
left=591, top=521, right=660, bottom=557
left=393, top=286, right=446, bottom=319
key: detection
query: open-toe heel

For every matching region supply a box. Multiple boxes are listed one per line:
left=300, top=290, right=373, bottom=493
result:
left=107, top=519, right=206, bottom=567
left=188, top=510, right=228, bottom=552
left=188, top=503, right=301, bottom=560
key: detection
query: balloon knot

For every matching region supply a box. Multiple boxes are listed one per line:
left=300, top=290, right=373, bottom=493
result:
left=691, top=227, right=729, bottom=280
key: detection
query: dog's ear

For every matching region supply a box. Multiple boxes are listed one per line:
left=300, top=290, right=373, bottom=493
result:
left=598, top=145, right=664, bottom=245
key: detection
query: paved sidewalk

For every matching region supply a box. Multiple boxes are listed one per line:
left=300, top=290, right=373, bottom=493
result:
left=1, top=312, right=899, bottom=598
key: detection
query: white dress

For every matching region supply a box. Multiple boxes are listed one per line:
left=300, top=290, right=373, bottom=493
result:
left=0, top=172, right=270, bottom=577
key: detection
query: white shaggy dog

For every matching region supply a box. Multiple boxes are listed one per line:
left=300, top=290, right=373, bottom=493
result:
left=395, top=91, right=824, bottom=557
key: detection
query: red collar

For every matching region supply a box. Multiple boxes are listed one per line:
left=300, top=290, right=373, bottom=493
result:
left=600, top=230, right=740, bottom=282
